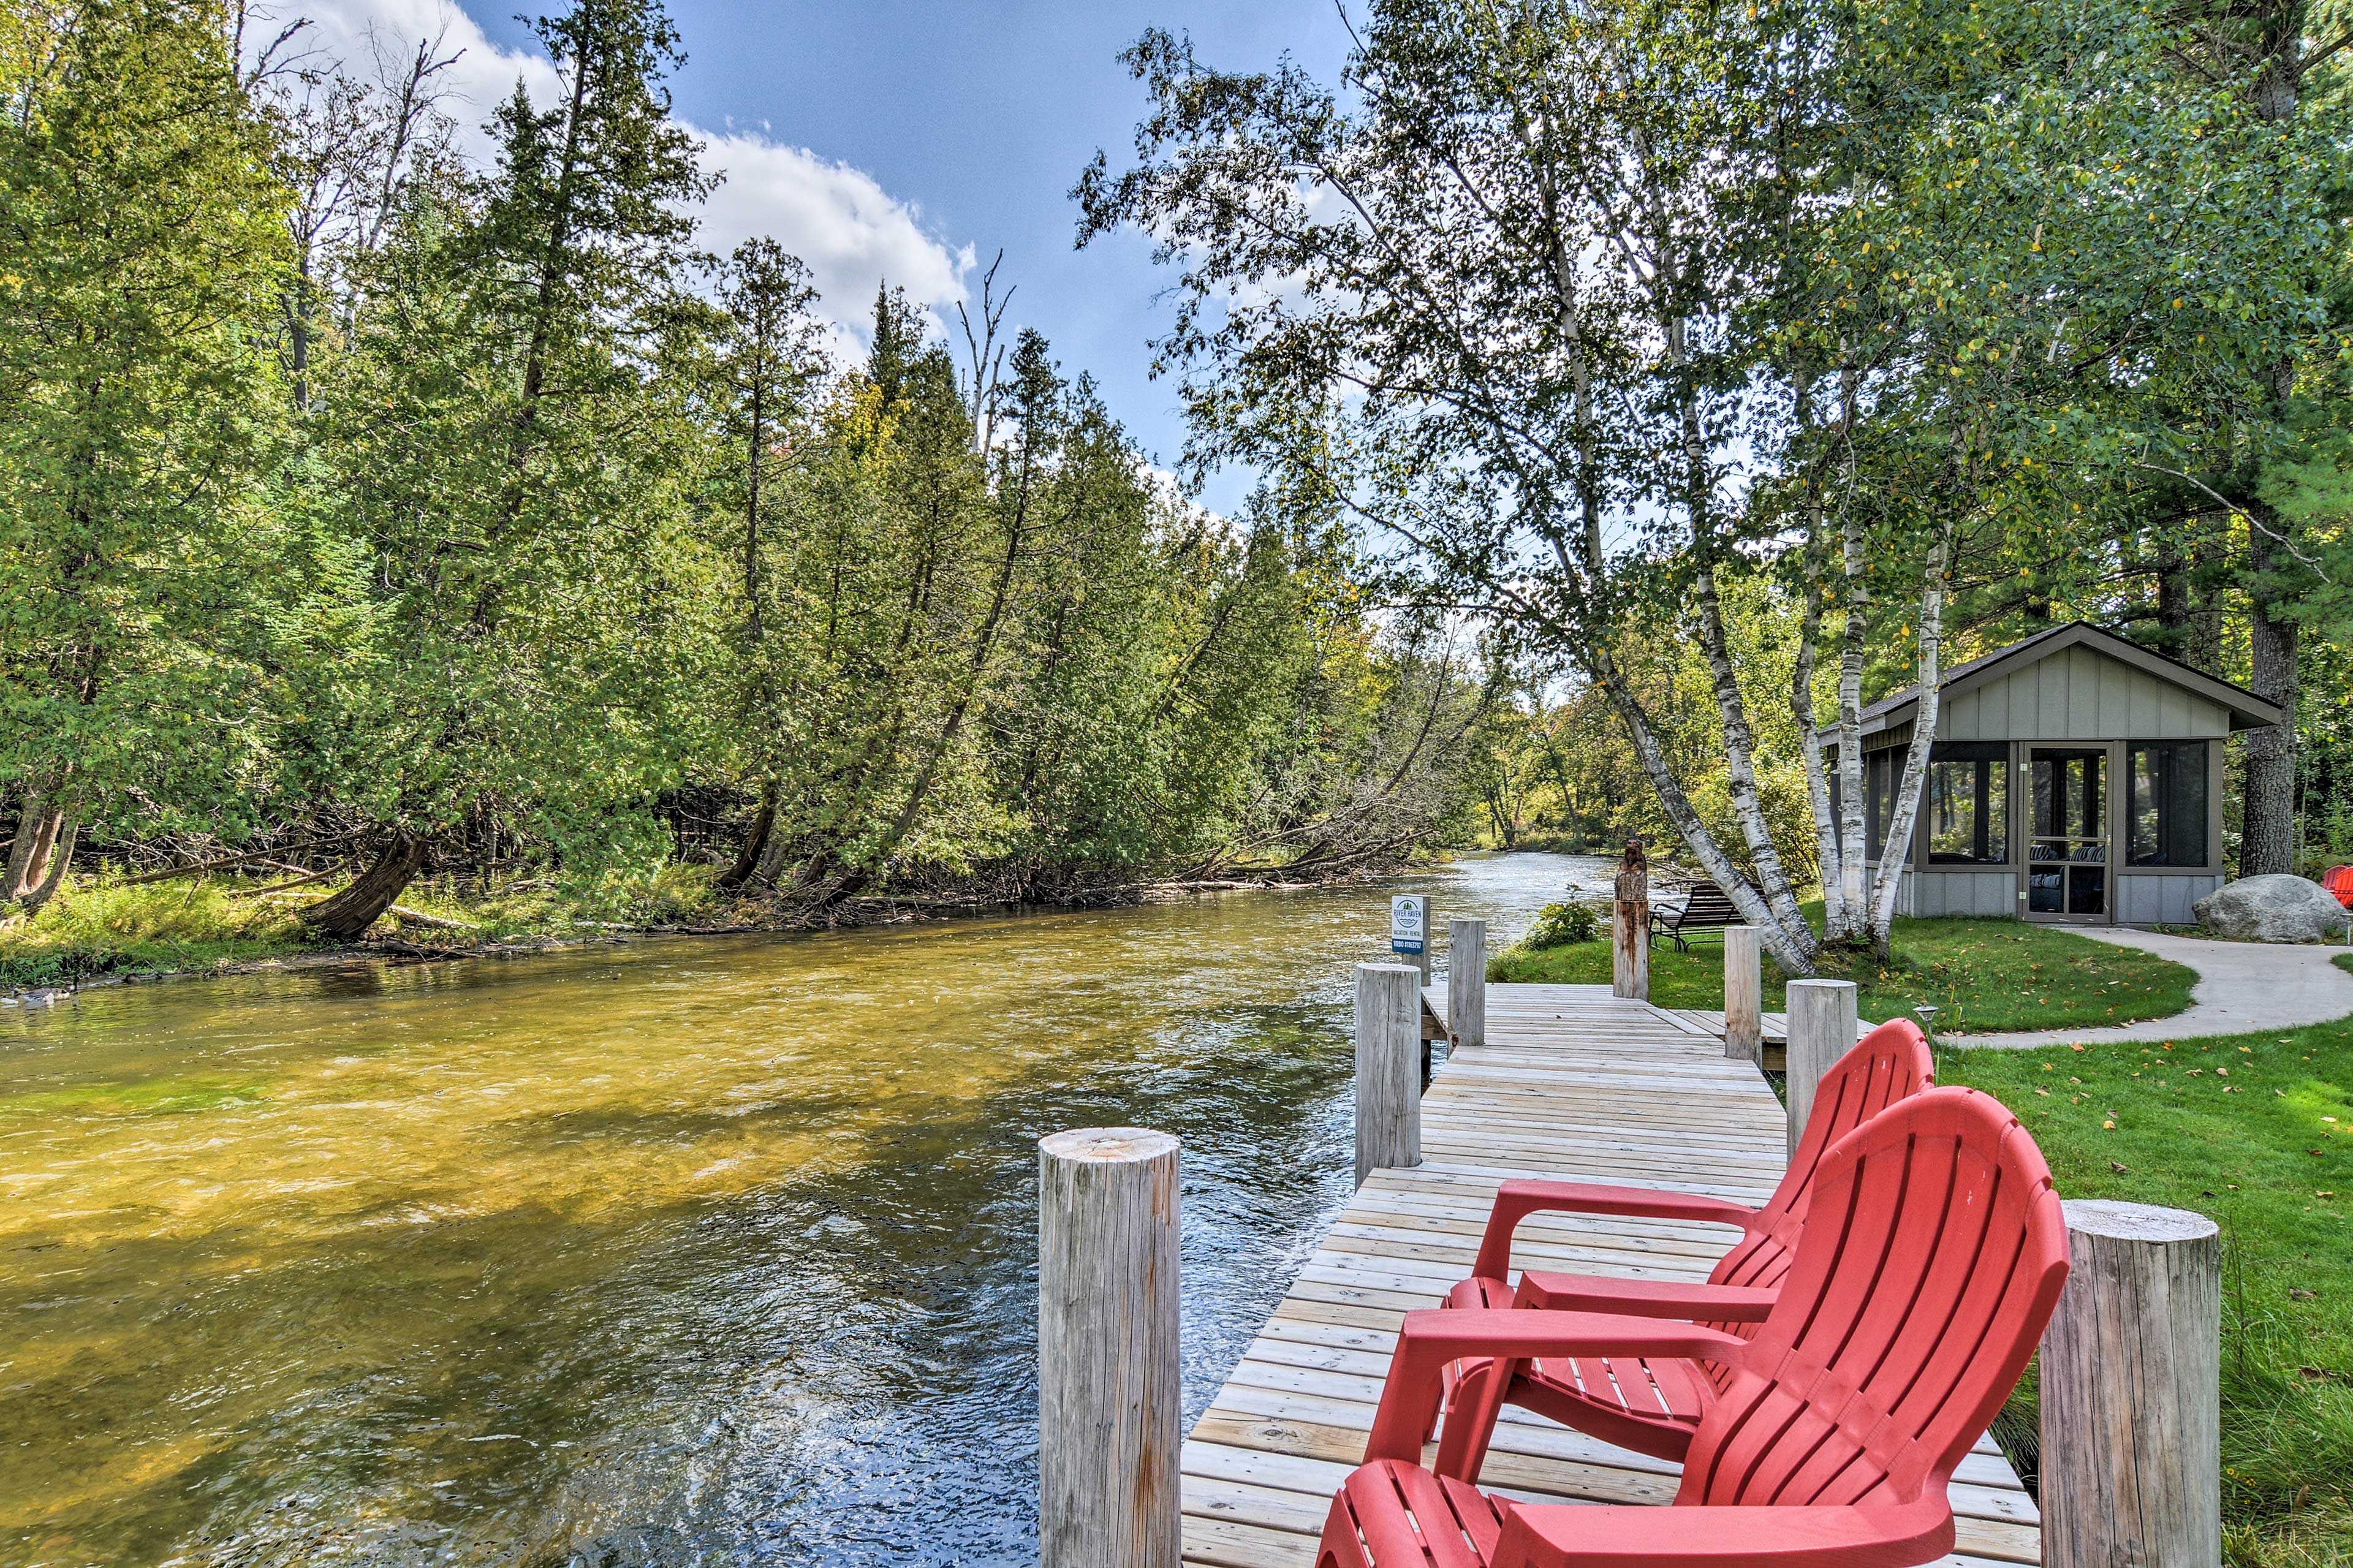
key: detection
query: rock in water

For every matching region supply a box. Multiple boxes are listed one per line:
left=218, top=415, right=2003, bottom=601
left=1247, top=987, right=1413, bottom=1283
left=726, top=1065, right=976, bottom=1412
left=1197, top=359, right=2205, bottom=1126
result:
left=2194, top=874, right=2353, bottom=943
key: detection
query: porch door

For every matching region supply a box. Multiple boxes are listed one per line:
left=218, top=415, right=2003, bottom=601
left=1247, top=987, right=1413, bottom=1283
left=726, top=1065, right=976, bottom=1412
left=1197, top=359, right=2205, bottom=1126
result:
left=2026, top=748, right=2109, bottom=921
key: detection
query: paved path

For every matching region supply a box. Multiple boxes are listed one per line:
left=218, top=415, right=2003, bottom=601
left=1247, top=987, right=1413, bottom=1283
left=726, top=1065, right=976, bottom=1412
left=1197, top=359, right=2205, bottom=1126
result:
left=1952, top=926, right=2353, bottom=1049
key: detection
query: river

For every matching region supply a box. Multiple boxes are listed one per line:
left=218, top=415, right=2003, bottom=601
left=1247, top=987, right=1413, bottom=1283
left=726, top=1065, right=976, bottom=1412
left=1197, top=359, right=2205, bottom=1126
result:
left=0, top=852, right=1608, bottom=1568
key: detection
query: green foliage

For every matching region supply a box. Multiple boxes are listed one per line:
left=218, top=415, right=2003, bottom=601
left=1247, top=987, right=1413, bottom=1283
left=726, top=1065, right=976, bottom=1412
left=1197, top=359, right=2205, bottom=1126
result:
left=0, top=0, right=297, bottom=844
left=1520, top=901, right=1601, bottom=949
left=0, top=0, right=1486, bottom=937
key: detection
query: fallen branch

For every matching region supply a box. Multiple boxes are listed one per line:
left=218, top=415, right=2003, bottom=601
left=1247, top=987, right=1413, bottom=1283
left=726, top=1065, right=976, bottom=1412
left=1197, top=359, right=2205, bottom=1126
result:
left=115, top=838, right=360, bottom=887
left=230, top=866, right=339, bottom=898
left=385, top=904, right=477, bottom=931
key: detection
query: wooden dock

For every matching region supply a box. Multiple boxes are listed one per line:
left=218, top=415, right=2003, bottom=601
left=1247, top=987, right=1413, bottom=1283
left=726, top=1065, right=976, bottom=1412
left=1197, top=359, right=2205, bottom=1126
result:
left=1179, top=981, right=2039, bottom=1568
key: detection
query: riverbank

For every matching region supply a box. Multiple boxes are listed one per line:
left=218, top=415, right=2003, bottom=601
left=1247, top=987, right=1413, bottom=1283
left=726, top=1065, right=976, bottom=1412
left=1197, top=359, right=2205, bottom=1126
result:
left=0, top=858, right=1432, bottom=999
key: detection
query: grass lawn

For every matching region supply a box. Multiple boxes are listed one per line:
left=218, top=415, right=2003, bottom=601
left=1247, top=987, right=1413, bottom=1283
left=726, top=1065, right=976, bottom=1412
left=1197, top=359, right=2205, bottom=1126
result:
left=1944, top=1022, right=2353, bottom=1565
left=0, top=865, right=722, bottom=992
left=1488, top=913, right=2197, bottom=1034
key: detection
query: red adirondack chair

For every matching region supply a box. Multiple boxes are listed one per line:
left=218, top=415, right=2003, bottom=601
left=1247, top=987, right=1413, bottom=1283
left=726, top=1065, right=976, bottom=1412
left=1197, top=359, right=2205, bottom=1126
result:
left=1316, top=1087, right=2069, bottom=1568
left=1432, top=1018, right=1933, bottom=1473
left=2324, top=866, right=2353, bottom=910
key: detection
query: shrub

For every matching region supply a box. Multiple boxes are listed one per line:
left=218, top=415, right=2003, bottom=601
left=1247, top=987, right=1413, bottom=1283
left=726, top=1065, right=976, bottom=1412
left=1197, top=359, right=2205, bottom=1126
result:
left=1523, top=901, right=1602, bottom=949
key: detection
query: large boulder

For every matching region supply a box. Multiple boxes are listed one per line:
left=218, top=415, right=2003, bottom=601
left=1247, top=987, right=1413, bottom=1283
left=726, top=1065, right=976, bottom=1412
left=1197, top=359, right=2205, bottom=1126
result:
left=2193, top=874, right=2353, bottom=944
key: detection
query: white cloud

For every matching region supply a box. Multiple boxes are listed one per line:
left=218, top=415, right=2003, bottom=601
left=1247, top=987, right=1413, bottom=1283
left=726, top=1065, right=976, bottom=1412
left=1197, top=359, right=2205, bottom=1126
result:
left=693, top=131, right=971, bottom=349
left=278, top=0, right=559, bottom=153
left=274, top=0, right=969, bottom=344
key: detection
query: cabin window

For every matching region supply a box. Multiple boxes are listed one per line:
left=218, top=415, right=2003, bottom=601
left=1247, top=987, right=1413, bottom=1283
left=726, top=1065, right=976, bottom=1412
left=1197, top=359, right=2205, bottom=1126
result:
left=1925, top=743, right=2008, bottom=864
left=2128, top=741, right=2208, bottom=866
left=1861, top=749, right=1912, bottom=861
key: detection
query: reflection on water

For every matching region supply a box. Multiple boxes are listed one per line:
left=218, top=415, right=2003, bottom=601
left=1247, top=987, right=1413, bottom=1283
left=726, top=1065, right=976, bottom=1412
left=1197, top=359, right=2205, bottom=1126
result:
left=0, top=854, right=1605, bottom=1567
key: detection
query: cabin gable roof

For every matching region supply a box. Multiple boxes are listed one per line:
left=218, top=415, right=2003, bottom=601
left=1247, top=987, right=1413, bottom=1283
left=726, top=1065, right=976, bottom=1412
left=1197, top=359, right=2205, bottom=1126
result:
left=1856, top=621, right=2282, bottom=741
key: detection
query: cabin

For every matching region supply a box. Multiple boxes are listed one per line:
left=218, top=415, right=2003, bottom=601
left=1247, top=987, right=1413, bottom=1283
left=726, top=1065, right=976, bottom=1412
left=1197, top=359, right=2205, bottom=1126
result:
left=1835, top=621, right=2282, bottom=926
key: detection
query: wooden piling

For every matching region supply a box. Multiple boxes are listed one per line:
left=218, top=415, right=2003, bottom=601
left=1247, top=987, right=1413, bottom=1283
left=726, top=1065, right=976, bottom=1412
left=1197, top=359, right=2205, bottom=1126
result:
left=1447, top=917, right=1487, bottom=1049
left=2040, top=1199, right=2221, bottom=1568
left=1611, top=839, right=1650, bottom=1001
left=1782, top=978, right=1855, bottom=1154
left=1037, top=1127, right=1182, bottom=1568
left=1355, top=963, right=1422, bottom=1187
left=1722, top=926, right=1763, bottom=1064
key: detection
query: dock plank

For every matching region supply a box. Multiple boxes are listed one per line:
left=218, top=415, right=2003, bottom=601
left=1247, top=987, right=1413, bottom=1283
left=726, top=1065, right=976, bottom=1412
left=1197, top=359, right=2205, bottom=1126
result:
left=1183, top=981, right=2039, bottom=1567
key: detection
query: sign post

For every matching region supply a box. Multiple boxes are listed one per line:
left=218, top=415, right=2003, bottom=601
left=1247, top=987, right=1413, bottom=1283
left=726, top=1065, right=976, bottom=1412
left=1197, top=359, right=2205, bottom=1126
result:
left=1389, top=894, right=1431, bottom=987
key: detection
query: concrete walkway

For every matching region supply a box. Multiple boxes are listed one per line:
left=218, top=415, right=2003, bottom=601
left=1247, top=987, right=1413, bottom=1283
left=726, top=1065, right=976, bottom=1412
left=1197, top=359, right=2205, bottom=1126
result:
left=1952, top=926, right=2353, bottom=1048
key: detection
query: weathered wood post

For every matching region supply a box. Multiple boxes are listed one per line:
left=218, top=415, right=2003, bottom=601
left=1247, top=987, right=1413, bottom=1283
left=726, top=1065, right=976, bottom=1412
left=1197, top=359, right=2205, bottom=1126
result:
left=1723, top=925, right=1763, bottom=1064
left=2040, top=1200, right=2222, bottom=1568
left=1611, top=839, right=1650, bottom=1001
left=1447, top=917, right=1487, bottom=1049
left=1355, top=963, right=1422, bottom=1187
left=1038, top=1127, right=1182, bottom=1568
left=1783, top=978, right=1856, bottom=1154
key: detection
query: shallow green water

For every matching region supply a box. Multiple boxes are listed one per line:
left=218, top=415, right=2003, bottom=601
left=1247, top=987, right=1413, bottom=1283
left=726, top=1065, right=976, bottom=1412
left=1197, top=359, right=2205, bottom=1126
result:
left=0, top=854, right=1601, bottom=1567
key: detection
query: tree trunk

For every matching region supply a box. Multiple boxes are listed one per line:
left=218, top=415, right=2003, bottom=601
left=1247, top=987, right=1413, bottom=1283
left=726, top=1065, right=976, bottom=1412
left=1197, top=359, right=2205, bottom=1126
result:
left=2236, top=23, right=2304, bottom=878
left=18, top=817, right=78, bottom=915
left=1693, top=562, right=1817, bottom=961
left=1865, top=523, right=1955, bottom=955
left=2241, top=502, right=2300, bottom=876
left=300, top=833, right=433, bottom=941
left=1790, top=375, right=1847, bottom=939
left=2, top=795, right=65, bottom=908
left=719, top=786, right=776, bottom=890
left=1832, top=371, right=1869, bottom=940
left=1586, top=642, right=1816, bottom=976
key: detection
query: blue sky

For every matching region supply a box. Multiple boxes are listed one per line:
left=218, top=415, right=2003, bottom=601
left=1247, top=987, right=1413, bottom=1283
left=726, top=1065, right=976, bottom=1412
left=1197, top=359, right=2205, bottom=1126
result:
left=308, top=0, right=1355, bottom=515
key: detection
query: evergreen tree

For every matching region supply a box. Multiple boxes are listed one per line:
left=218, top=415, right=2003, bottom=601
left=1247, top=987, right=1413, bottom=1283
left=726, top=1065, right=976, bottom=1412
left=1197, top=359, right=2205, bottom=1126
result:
left=0, top=0, right=291, bottom=911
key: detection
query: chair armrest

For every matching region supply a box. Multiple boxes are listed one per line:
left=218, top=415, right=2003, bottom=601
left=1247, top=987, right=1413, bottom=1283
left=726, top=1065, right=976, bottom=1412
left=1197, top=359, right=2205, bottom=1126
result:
left=1365, top=1309, right=1748, bottom=1462
left=1493, top=1496, right=1953, bottom=1568
left=1471, top=1179, right=1759, bottom=1281
left=1511, top=1271, right=1778, bottom=1322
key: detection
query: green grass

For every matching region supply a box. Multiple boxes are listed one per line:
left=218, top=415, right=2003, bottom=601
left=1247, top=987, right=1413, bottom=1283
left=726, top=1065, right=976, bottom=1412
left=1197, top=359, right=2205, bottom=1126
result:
left=1944, top=1023, right=2353, bottom=1564
left=0, top=880, right=311, bottom=990
left=1488, top=913, right=2197, bottom=1034
left=0, top=862, right=727, bottom=992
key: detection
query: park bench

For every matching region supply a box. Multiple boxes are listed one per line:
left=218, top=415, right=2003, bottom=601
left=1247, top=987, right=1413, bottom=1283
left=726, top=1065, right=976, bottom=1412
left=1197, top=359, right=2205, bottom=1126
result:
left=1650, top=877, right=1743, bottom=952
left=1311, top=1083, right=2069, bottom=1568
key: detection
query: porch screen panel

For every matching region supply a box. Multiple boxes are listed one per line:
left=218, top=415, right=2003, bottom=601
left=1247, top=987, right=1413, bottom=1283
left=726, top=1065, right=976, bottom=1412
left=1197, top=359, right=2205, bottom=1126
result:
left=2128, top=741, right=2208, bottom=866
left=1925, top=743, right=2007, bottom=864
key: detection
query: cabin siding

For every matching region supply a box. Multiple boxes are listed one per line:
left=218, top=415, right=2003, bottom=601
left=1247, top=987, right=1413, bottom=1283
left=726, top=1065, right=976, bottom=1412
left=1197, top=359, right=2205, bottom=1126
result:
left=1903, top=868, right=2018, bottom=919
left=2117, top=873, right=2219, bottom=925
left=1938, top=648, right=2231, bottom=743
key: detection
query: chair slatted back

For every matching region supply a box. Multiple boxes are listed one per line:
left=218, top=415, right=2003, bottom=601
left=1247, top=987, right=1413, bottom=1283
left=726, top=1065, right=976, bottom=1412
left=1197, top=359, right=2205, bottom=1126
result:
left=1678, top=1088, right=2069, bottom=1511
left=1692, top=1020, right=1933, bottom=1383
left=1710, top=1018, right=1934, bottom=1298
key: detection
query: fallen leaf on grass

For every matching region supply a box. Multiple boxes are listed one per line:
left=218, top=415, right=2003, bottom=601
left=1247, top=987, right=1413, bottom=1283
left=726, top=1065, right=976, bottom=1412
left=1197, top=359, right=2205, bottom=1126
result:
left=2109, top=1161, right=2129, bottom=1173
left=2290, top=1289, right=2317, bottom=1301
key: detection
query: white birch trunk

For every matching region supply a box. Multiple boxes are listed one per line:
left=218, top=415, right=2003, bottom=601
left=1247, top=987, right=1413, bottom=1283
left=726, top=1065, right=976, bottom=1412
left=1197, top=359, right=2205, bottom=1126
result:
left=1587, top=642, right=1817, bottom=977
left=1789, top=374, right=1848, bottom=941
left=1865, top=523, right=1954, bottom=950
left=1693, top=564, right=1817, bottom=961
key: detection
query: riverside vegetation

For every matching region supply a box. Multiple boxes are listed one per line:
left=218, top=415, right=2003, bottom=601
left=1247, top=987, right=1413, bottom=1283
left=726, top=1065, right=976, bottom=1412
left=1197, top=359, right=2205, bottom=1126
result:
left=0, top=0, right=1495, bottom=965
